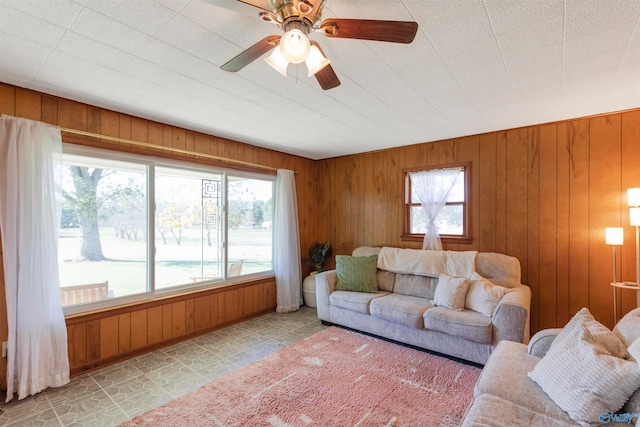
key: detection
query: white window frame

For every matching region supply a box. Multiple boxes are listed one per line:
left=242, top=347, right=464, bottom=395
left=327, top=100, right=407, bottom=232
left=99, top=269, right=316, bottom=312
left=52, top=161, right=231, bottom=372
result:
left=61, top=144, right=275, bottom=315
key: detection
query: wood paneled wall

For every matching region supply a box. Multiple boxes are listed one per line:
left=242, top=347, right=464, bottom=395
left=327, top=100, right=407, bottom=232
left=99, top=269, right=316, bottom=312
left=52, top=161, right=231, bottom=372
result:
left=66, top=278, right=275, bottom=375
left=316, top=110, right=640, bottom=334
left=2, top=80, right=640, bottom=381
left=0, top=83, right=318, bottom=382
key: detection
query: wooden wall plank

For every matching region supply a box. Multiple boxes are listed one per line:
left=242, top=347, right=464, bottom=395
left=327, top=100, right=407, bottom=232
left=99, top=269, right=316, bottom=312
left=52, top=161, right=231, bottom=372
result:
left=505, top=129, right=529, bottom=283
left=15, top=88, right=40, bottom=120
left=171, top=301, right=185, bottom=338
left=527, top=127, right=540, bottom=333
left=41, top=95, right=58, bottom=125
left=224, top=290, right=240, bottom=320
left=356, top=154, right=366, bottom=250
left=568, top=119, right=591, bottom=315
left=67, top=323, right=87, bottom=369
left=118, top=313, right=131, bottom=353
left=373, top=151, right=388, bottom=246
left=556, top=123, right=571, bottom=326
left=0, top=84, right=15, bottom=115
left=478, top=133, right=497, bottom=252
left=130, top=309, right=148, bottom=350
left=86, top=319, right=100, bottom=363
left=147, top=306, right=163, bottom=345
left=621, top=110, right=640, bottom=315
left=589, top=115, right=621, bottom=327
left=58, top=99, right=87, bottom=131
left=495, top=131, right=508, bottom=254
left=387, top=148, right=404, bottom=248
left=194, top=295, right=211, bottom=330
left=162, top=304, right=172, bottom=341
left=185, top=298, right=195, bottom=334
left=538, top=124, right=559, bottom=330
left=334, top=157, right=347, bottom=255
left=459, top=136, right=479, bottom=251
left=99, top=316, right=119, bottom=359
left=364, top=153, right=374, bottom=246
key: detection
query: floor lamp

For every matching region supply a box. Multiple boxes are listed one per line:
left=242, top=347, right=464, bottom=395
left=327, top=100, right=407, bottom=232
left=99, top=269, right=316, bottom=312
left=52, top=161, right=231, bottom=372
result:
left=606, top=227, right=623, bottom=321
left=629, top=188, right=640, bottom=307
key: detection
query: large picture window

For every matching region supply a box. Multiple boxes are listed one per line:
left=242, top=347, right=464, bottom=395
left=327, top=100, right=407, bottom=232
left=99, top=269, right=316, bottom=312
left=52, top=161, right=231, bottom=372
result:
left=403, top=163, right=470, bottom=243
left=58, top=146, right=275, bottom=312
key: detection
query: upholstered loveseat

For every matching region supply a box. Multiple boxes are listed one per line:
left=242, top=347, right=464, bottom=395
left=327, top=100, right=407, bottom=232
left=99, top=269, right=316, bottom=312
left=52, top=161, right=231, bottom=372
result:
left=461, top=307, right=640, bottom=426
left=315, top=246, right=531, bottom=365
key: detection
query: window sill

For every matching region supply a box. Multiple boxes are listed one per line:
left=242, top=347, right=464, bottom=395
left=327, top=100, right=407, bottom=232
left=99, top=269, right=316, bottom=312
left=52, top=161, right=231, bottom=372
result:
left=64, top=272, right=275, bottom=319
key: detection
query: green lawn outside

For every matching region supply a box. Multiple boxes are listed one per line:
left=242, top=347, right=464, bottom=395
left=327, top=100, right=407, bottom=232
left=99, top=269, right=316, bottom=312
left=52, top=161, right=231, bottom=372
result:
left=59, top=227, right=273, bottom=298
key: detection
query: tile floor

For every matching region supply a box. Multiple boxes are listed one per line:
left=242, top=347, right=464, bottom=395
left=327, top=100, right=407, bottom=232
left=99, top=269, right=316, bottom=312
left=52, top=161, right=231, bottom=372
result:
left=0, top=306, right=325, bottom=426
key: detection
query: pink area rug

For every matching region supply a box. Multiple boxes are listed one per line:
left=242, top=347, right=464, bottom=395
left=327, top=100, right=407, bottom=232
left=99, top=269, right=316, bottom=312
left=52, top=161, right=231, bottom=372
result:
left=120, top=327, right=481, bottom=426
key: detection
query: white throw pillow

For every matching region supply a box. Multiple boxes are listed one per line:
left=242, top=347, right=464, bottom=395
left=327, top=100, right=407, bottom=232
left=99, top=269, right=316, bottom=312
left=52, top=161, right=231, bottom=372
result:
left=464, top=272, right=507, bottom=317
left=528, top=308, right=640, bottom=427
left=432, top=273, right=470, bottom=311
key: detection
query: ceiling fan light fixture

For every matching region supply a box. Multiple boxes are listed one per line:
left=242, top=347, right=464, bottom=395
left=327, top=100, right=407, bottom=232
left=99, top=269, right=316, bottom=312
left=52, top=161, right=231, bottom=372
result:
left=305, top=45, right=331, bottom=77
left=279, top=28, right=310, bottom=64
left=264, top=47, right=289, bottom=76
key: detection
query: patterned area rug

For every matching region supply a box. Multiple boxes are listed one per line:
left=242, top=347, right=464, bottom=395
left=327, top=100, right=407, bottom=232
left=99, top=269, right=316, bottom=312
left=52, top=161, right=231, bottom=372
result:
left=119, top=327, right=480, bottom=426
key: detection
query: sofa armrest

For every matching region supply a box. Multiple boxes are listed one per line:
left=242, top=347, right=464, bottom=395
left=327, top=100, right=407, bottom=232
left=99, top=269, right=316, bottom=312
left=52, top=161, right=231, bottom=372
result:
left=527, top=328, right=562, bottom=358
left=315, top=270, right=336, bottom=321
left=491, top=284, right=532, bottom=344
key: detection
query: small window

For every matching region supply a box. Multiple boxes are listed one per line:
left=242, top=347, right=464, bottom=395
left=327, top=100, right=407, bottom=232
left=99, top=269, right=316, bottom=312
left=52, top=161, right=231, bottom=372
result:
left=403, top=163, right=470, bottom=242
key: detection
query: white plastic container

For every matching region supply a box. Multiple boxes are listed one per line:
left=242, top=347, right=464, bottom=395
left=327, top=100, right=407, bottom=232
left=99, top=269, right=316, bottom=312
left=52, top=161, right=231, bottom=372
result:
left=302, top=272, right=317, bottom=308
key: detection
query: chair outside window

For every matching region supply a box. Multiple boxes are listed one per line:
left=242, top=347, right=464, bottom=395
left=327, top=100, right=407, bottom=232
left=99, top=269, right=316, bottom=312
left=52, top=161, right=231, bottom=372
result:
left=228, top=260, right=243, bottom=277
left=61, top=281, right=109, bottom=307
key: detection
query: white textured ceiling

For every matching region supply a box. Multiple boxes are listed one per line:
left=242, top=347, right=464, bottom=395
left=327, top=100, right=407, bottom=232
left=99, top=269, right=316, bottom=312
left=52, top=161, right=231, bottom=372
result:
left=1, top=0, right=639, bottom=160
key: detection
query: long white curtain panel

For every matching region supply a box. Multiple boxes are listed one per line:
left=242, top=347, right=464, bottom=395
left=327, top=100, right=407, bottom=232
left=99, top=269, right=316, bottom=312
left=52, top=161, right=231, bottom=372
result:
left=0, top=115, right=70, bottom=401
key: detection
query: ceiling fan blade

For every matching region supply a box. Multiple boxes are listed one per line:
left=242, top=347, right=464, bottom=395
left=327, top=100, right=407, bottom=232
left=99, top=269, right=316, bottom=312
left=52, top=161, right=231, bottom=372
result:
left=310, top=41, right=340, bottom=90
left=319, top=19, right=418, bottom=44
left=221, top=35, right=281, bottom=72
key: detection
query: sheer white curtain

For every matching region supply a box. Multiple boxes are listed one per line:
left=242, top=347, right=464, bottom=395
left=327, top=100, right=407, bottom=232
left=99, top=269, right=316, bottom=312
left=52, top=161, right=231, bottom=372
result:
left=273, top=169, right=301, bottom=313
left=409, top=167, right=462, bottom=251
left=0, top=115, right=69, bottom=401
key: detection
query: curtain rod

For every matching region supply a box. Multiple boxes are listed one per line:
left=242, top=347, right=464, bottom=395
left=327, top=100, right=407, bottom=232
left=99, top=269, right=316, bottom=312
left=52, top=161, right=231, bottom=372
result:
left=60, top=127, right=288, bottom=173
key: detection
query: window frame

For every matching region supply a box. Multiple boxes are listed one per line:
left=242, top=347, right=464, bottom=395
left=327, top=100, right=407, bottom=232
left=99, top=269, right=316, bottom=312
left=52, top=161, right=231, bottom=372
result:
left=60, top=143, right=276, bottom=315
left=401, top=162, right=472, bottom=244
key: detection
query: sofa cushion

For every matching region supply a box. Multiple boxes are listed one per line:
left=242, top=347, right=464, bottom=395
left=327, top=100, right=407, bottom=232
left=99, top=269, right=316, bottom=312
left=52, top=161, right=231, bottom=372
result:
left=460, top=394, right=577, bottom=427
left=330, top=290, right=390, bottom=314
left=528, top=308, right=640, bottom=426
left=377, top=270, right=395, bottom=292
left=476, top=340, right=575, bottom=423
left=335, top=255, right=378, bottom=293
left=613, top=307, right=640, bottom=348
left=476, top=252, right=521, bottom=288
left=369, top=294, right=434, bottom=328
left=433, top=273, right=470, bottom=310
left=423, top=307, right=493, bottom=343
left=465, top=272, right=507, bottom=317
left=393, top=273, right=437, bottom=299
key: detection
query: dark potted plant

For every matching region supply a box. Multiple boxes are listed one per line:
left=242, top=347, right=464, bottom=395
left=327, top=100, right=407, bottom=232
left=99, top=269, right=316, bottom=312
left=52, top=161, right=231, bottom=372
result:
left=305, top=241, right=332, bottom=272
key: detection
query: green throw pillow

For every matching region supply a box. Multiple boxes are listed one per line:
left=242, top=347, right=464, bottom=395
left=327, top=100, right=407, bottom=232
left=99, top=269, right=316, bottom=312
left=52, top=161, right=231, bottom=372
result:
left=335, top=255, right=378, bottom=293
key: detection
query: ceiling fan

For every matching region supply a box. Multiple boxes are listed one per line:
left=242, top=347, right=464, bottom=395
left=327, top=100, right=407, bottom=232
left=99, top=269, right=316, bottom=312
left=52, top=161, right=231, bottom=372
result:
left=210, top=0, right=419, bottom=90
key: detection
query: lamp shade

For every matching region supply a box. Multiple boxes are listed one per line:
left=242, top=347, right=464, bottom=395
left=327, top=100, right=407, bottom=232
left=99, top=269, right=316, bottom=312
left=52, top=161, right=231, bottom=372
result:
left=631, top=207, right=640, bottom=226
left=279, top=29, right=310, bottom=64
left=628, top=188, right=640, bottom=207
left=606, top=227, right=624, bottom=245
left=264, top=47, right=289, bottom=76
left=305, top=45, right=331, bottom=77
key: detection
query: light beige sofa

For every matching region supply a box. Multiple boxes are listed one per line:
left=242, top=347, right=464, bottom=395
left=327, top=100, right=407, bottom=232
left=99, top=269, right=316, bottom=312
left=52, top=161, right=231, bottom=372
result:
left=315, top=246, right=531, bottom=365
left=460, top=308, right=640, bottom=426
